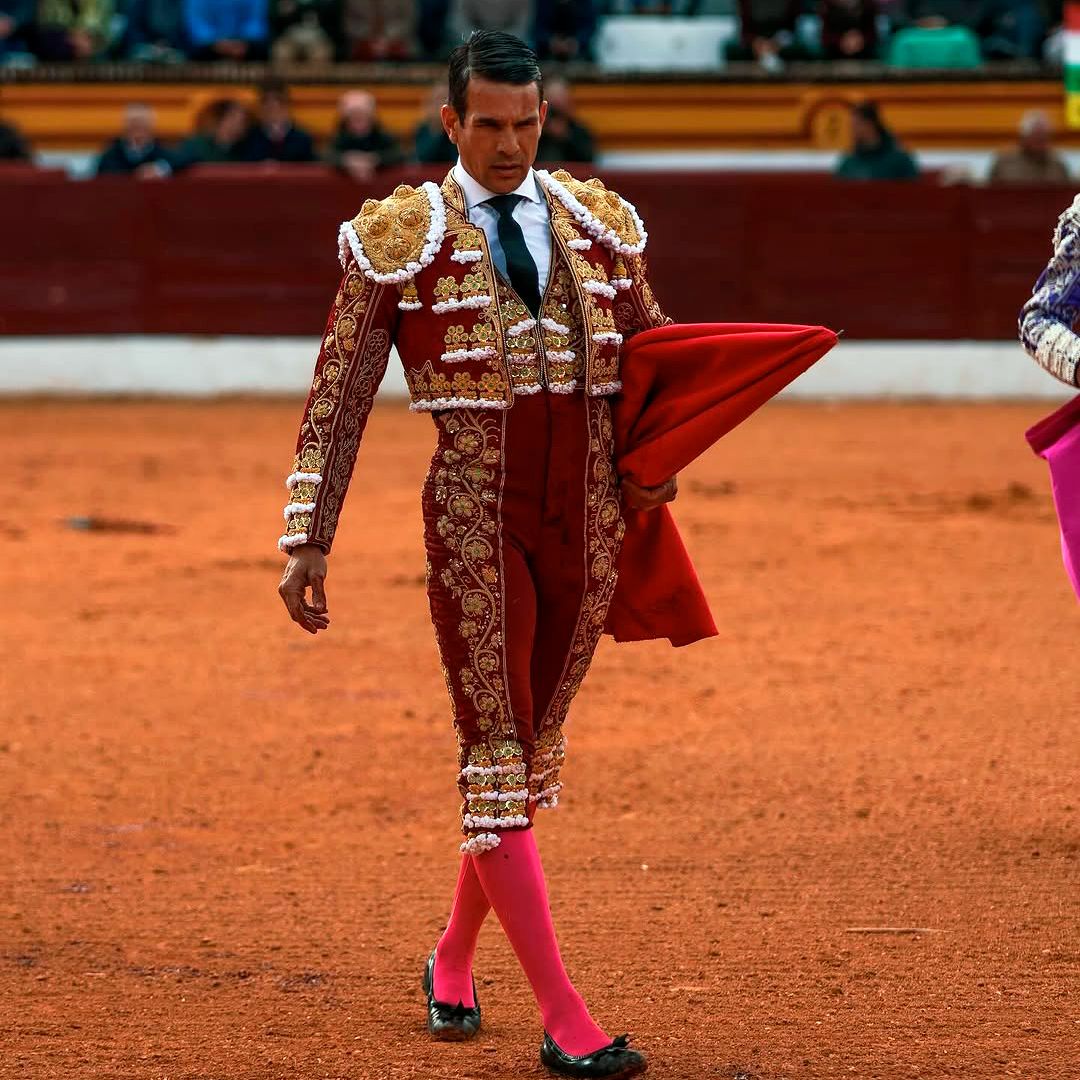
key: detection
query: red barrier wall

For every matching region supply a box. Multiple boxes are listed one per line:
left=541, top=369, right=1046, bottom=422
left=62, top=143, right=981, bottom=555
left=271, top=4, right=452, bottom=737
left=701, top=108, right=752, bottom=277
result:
left=0, top=165, right=1069, bottom=338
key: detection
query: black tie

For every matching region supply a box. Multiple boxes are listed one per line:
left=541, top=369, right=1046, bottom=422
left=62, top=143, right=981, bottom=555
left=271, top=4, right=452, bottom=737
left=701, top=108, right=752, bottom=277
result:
left=485, top=193, right=541, bottom=317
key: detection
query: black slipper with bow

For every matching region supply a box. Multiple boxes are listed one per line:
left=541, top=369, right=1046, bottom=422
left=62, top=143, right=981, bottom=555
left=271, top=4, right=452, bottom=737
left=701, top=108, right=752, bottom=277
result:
left=540, top=1032, right=647, bottom=1078
left=421, top=949, right=481, bottom=1041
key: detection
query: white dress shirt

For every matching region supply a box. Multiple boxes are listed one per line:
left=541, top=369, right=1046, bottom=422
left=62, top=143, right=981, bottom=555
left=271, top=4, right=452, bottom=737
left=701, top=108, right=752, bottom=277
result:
left=452, top=159, right=552, bottom=295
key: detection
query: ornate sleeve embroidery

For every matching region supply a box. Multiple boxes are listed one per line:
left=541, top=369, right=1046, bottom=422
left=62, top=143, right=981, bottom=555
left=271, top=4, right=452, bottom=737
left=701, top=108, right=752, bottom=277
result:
left=279, top=264, right=399, bottom=554
left=1019, top=200, right=1080, bottom=387
left=612, top=252, right=672, bottom=342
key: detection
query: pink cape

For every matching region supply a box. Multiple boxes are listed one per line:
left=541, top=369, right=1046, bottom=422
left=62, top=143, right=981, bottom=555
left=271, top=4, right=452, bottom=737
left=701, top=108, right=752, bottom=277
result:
left=1025, top=392, right=1080, bottom=602
left=605, top=321, right=839, bottom=647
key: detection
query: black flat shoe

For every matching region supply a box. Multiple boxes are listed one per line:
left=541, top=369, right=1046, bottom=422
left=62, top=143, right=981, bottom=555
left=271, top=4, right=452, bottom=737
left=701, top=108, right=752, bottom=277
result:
left=540, top=1032, right=647, bottom=1078
left=421, top=949, right=481, bottom=1041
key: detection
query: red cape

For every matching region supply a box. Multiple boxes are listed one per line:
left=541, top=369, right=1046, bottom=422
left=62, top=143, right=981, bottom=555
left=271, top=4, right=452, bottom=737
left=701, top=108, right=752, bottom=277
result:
left=604, top=322, right=839, bottom=647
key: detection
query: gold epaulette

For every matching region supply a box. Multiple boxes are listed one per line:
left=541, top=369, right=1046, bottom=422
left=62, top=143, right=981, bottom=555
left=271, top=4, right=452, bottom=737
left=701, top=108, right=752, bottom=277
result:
left=546, top=170, right=646, bottom=254
left=339, top=181, right=447, bottom=284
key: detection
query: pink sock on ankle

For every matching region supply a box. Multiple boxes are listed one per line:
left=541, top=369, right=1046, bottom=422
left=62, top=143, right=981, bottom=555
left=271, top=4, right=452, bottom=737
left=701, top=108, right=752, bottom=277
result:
left=471, top=827, right=611, bottom=1056
left=432, top=854, right=490, bottom=1008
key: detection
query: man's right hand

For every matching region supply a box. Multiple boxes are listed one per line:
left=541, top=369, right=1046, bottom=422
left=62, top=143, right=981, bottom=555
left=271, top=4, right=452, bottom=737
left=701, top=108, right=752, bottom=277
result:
left=278, top=544, right=331, bottom=635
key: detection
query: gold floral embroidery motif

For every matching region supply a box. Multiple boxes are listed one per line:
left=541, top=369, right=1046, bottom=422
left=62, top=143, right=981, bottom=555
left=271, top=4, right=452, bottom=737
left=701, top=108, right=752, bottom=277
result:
left=352, top=184, right=432, bottom=276
left=429, top=410, right=509, bottom=736
left=462, top=739, right=529, bottom=840
left=537, top=399, right=625, bottom=750
left=287, top=269, right=384, bottom=546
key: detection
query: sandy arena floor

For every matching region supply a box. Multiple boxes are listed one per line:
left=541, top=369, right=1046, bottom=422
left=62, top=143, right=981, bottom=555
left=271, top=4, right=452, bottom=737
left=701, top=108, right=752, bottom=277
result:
left=3, top=398, right=1078, bottom=1080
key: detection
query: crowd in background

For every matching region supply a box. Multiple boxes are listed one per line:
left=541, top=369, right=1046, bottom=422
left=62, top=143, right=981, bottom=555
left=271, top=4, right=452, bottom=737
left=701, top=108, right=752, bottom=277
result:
left=0, top=0, right=1068, bottom=67
left=0, top=75, right=596, bottom=175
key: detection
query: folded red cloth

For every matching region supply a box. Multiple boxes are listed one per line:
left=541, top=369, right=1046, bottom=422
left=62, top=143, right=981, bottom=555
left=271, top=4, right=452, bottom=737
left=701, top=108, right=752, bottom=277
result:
left=605, top=321, right=839, bottom=647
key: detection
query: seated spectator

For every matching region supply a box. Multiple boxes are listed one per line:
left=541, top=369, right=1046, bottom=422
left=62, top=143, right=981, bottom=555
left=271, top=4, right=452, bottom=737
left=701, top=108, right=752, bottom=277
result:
left=536, top=77, right=595, bottom=164
left=412, top=82, right=456, bottom=164
left=95, top=102, right=173, bottom=176
left=0, top=1, right=35, bottom=61
left=726, top=0, right=812, bottom=69
left=344, top=0, right=416, bottom=59
left=820, top=0, right=878, bottom=59
left=535, top=0, right=595, bottom=61
left=835, top=100, right=919, bottom=180
left=124, top=0, right=189, bottom=62
left=0, top=113, right=30, bottom=160
left=36, top=0, right=120, bottom=60
left=327, top=90, right=404, bottom=182
left=272, top=0, right=342, bottom=62
left=183, top=0, right=269, bottom=61
left=174, top=98, right=252, bottom=169
left=446, top=0, right=533, bottom=49
left=240, top=80, right=318, bottom=162
left=989, top=110, right=1071, bottom=184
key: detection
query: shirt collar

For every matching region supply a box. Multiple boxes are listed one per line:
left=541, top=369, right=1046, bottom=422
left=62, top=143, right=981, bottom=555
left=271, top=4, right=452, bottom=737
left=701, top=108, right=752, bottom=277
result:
left=453, top=159, right=543, bottom=213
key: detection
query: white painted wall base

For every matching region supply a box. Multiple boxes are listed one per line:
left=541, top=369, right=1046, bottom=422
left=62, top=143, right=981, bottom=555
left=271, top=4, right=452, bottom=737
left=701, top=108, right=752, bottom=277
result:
left=0, top=336, right=1072, bottom=400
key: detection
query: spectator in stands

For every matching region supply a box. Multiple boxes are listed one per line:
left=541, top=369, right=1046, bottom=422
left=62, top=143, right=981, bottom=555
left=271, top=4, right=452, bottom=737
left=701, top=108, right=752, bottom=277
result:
left=535, top=0, right=595, bottom=60
left=327, top=89, right=404, bottom=181
left=820, top=0, right=878, bottom=59
left=413, top=82, right=457, bottom=164
left=989, top=109, right=1071, bottom=184
left=344, top=0, right=417, bottom=59
left=95, top=102, right=174, bottom=176
left=0, top=113, right=30, bottom=159
left=272, top=0, right=342, bottom=62
left=174, top=98, right=252, bottom=168
left=446, top=0, right=534, bottom=50
left=36, top=0, right=120, bottom=60
left=240, top=80, right=318, bottom=162
left=124, top=0, right=189, bottom=62
left=184, top=0, right=269, bottom=61
left=536, top=76, right=595, bottom=163
left=726, top=0, right=811, bottom=69
left=835, top=100, right=920, bottom=180
left=0, top=0, right=34, bottom=61
left=899, top=0, right=1045, bottom=57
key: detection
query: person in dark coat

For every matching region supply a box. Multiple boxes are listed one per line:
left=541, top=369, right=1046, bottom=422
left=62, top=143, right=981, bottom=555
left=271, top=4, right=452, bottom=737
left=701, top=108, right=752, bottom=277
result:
left=173, top=99, right=252, bottom=169
left=240, top=81, right=318, bottom=163
left=535, top=77, right=594, bottom=163
left=412, top=81, right=457, bottom=164
left=95, top=103, right=174, bottom=177
left=835, top=100, right=920, bottom=181
left=326, top=90, right=404, bottom=181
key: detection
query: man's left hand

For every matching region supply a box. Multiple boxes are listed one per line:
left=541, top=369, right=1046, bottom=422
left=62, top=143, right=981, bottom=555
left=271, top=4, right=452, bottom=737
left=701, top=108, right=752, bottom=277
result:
left=621, top=475, right=678, bottom=512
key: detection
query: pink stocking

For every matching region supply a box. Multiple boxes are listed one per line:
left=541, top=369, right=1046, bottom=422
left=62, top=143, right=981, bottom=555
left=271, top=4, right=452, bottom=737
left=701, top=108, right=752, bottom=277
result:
left=471, top=827, right=610, bottom=1056
left=432, top=854, right=490, bottom=1008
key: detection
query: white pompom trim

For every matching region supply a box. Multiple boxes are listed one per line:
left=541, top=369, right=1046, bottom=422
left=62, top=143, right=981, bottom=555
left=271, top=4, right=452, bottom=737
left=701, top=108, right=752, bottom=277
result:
left=546, top=350, right=576, bottom=363
left=566, top=237, right=593, bottom=251
left=507, top=317, right=537, bottom=337
left=441, top=346, right=497, bottom=363
left=278, top=532, right=310, bottom=552
left=612, top=277, right=633, bottom=290
left=398, top=300, right=422, bottom=311
left=540, top=317, right=571, bottom=335
left=461, top=762, right=524, bottom=778
left=584, top=279, right=617, bottom=300
left=466, top=788, right=530, bottom=803
left=432, top=295, right=492, bottom=314
left=592, top=331, right=624, bottom=345
left=337, top=180, right=447, bottom=284
left=530, top=782, right=563, bottom=803
left=589, top=380, right=623, bottom=395
left=548, top=380, right=578, bottom=394
left=513, top=383, right=544, bottom=395
left=409, top=396, right=509, bottom=412
left=285, top=472, right=322, bottom=490
left=463, top=813, right=531, bottom=830
left=451, top=249, right=484, bottom=263
left=535, top=170, right=647, bottom=257
left=460, top=832, right=501, bottom=854
left=283, top=501, right=316, bottom=521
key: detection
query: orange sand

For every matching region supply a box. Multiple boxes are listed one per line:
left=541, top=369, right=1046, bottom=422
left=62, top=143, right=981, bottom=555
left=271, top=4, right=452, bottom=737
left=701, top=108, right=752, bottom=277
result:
left=4, top=398, right=1077, bottom=1079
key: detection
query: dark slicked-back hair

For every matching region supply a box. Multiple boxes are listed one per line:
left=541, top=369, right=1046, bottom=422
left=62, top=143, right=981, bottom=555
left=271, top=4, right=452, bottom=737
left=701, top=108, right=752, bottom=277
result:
left=447, top=30, right=543, bottom=120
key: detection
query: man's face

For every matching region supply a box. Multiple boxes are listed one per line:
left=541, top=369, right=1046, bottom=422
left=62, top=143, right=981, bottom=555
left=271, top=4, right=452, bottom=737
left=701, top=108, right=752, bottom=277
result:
left=851, top=113, right=878, bottom=150
left=262, top=93, right=290, bottom=127
left=442, top=75, right=547, bottom=194
left=125, top=108, right=154, bottom=144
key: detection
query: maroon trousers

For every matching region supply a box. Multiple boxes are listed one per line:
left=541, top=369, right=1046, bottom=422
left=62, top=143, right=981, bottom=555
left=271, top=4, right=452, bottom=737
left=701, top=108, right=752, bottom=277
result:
left=422, top=392, right=625, bottom=854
